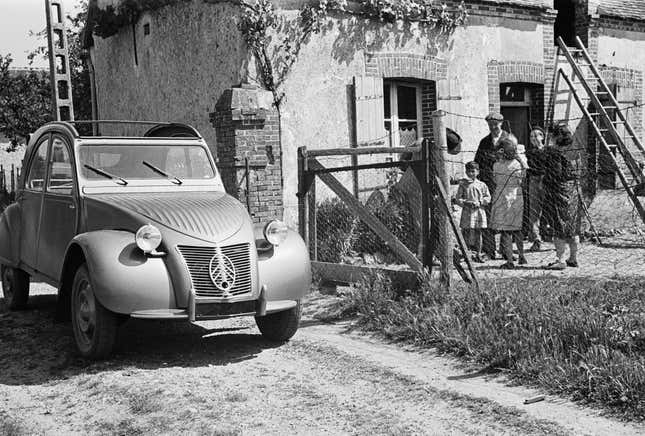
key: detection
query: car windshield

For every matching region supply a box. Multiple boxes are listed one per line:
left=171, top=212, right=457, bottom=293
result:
left=79, top=144, right=215, bottom=180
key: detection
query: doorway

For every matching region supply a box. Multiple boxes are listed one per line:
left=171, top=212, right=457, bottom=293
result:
left=554, top=0, right=576, bottom=46
left=499, top=82, right=544, bottom=146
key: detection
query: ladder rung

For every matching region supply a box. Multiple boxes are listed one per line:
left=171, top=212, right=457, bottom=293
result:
left=612, top=120, right=626, bottom=124
left=588, top=113, right=600, bottom=116
left=603, top=106, right=617, bottom=109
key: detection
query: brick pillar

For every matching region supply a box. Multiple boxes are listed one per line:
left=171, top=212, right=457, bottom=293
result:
left=210, top=85, right=283, bottom=223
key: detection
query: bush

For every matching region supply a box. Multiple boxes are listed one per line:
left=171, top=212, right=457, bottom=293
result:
left=315, top=198, right=356, bottom=263
left=314, top=191, right=419, bottom=264
left=323, top=276, right=645, bottom=420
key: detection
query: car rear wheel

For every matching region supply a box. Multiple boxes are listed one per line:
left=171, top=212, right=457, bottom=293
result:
left=1, top=266, right=30, bottom=310
left=71, top=264, right=118, bottom=359
left=255, top=301, right=301, bottom=342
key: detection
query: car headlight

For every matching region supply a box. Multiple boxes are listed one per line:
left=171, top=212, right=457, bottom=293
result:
left=135, top=224, right=162, bottom=253
left=263, top=220, right=288, bottom=246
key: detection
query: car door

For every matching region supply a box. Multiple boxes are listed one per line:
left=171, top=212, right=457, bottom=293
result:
left=18, top=135, right=50, bottom=271
left=37, top=135, right=78, bottom=281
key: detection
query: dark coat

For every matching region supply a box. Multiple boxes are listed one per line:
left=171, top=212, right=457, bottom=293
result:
left=542, top=146, right=582, bottom=238
left=474, top=131, right=508, bottom=192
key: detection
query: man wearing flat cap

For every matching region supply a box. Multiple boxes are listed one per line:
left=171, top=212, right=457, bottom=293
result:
left=474, top=111, right=508, bottom=259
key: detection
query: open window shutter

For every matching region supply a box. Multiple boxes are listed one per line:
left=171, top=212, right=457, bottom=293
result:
left=354, top=76, right=386, bottom=146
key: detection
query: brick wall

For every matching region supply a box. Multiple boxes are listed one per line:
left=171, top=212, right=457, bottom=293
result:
left=422, top=83, right=437, bottom=140
left=364, top=52, right=448, bottom=81
left=487, top=61, right=545, bottom=114
left=210, top=86, right=283, bottom=223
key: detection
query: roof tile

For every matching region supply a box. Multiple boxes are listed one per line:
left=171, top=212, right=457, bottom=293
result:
left=595, top=0, right=645, bottom=21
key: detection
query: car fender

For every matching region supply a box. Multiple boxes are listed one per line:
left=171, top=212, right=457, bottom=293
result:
left=68, top=230, right=175, bottom=314
left=0, top=203, right=21, bottom=267
left=257, top=229, right=311, bottom=302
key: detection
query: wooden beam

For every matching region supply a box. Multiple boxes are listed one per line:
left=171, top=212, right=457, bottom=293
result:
left=309, top=158, right=424, bottom=272
left=312, top=261, right=419, bottom=288
left=307, top=146, right=421, bottom=158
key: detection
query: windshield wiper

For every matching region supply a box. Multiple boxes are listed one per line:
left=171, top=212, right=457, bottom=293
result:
left=142, top=161, right=183, bottom=185
left=83, top=164, right=128, bottom=186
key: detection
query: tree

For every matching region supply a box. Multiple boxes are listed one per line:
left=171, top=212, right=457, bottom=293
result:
left=0, top=1, right=91, bottom=147
left=0, top=54, right=52, bottom=147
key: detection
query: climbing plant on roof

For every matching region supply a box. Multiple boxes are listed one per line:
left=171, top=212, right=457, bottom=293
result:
left=89, top=0, right=191, bottom=38
left=238, top=0, right=468, bottom=107
left=88, top=0, right=467, bottom=106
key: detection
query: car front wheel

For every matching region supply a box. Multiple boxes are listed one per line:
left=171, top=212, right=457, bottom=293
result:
left=1, top=266, right=30, bottom=310
left=255, top=301, right=301, bottom=342
left=71, top=264, right=118, bottom=359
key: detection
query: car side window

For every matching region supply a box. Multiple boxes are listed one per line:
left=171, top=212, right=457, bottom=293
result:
left=47, top=137, right=74, bottom=195
left=25, top=139, right=49, bottom=191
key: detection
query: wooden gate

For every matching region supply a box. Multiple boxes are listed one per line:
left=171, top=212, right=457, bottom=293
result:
left=297, top=111, right=478, bottom=289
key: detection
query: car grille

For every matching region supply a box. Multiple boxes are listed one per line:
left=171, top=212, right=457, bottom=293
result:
left=177, top=244, right=252, bottom=298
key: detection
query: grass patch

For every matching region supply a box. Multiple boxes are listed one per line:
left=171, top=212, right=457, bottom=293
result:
left=320, top=275, right=645, bottom=420
left=0, top=413, right=27, bottom=436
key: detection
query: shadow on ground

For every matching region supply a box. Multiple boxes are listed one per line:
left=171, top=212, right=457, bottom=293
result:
left=0, top=294, right=282, bottom=386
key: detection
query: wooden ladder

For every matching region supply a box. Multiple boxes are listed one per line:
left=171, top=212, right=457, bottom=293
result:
left=546, top=36, right=645, bottom=226
left=45, top=0, right=74, bottom=121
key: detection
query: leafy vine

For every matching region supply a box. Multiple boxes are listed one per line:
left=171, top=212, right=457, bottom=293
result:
left=238, top=0, right=468, bottom=107
left=89, top=0, right=191, bottom=38
left=86, top=0, right=467, bottom=107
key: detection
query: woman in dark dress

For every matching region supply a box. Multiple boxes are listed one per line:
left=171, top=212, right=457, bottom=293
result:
left=542, top=123, right=583, bottom=270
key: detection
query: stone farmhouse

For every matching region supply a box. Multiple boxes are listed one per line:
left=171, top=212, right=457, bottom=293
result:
left=82, top=0, right=645, bottom=225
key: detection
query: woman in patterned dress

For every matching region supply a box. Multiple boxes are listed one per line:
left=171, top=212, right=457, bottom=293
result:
left=542, top=123, right=583, bottom=269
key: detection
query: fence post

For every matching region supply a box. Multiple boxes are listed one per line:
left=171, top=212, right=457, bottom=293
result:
left=297, top=146, right=310, bottom=250
left=0, top=165, right=4, bottom=191
left=431, top=110, right=452, bottom=288
left=419, top=138, right=431, bottom=271
left=10, top=165, right=15, bottom=193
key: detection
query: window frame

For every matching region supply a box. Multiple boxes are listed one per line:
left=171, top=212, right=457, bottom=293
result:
left=24, top=134, right=51, bottom=193
left=384, top=80, right=423, bottom=148
left=45, top=134, right=76, bottom=196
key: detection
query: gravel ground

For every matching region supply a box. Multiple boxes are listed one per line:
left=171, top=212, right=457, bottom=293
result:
left=0, top=284, right=643, bottom=435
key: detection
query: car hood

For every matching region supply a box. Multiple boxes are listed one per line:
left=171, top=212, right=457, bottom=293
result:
left=88, top=191, right=248, bottom=242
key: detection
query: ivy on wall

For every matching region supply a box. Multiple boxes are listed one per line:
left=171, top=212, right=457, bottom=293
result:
left=89, top=0, right=191, bottom=38
left=88, top=0, right=468, bottom=105
left=238, top=0, right=468, bottom=106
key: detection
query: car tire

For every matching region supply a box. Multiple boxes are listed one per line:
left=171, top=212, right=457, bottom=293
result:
left=255, top=301, right=301, bottom=342
left=71, top=264, right=118, bottom=359
left=1, top=266, right=30, bottom=310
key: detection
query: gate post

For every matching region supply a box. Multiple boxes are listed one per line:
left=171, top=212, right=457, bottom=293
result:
left=297, top=146, right=309, bottom=248
left=431, top=110, right=452, bottom=287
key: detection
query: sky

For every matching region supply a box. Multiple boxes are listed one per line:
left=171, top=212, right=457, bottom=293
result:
left=0, top=0, right=84, bottom=68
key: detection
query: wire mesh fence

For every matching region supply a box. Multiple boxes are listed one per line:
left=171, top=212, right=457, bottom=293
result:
left=302, top=118, right=645, bottom=288
left=310, top=153, right=422, bottom=269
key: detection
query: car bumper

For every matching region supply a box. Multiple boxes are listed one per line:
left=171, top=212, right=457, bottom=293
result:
left=129, top=285, right=297, bottom=321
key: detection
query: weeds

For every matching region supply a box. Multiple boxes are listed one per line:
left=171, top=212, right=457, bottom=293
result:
left=322, top=275, right=645, bottom=420
left=315, top=195, right=418, bottom=264
left=0, top=413, right=26, bottom=436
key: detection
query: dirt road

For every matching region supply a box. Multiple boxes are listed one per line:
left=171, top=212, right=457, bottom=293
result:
left=0, top=286, right=643, bottom=435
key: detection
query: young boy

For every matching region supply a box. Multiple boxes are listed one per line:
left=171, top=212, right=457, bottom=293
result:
left=453, top=161, right=491, bottom=262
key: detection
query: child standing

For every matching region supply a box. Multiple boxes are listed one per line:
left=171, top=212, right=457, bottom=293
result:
left=453, top=161, right=491, bottom=262
left=490, top=135, right=528, bottom=269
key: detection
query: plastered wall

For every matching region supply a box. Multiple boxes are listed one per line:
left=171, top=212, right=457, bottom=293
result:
left=275, top=13, right=546, bottom=223
left=91, top=1, right=549, bottom=225
left=596, top=28, right=645, bottom=140
left=91, top=0, right=247, bottom=157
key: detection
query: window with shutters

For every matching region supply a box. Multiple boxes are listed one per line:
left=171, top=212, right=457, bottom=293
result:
left=384, top=81, right=423, bottom=147
left=354, top=77, right=424, bottom=148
